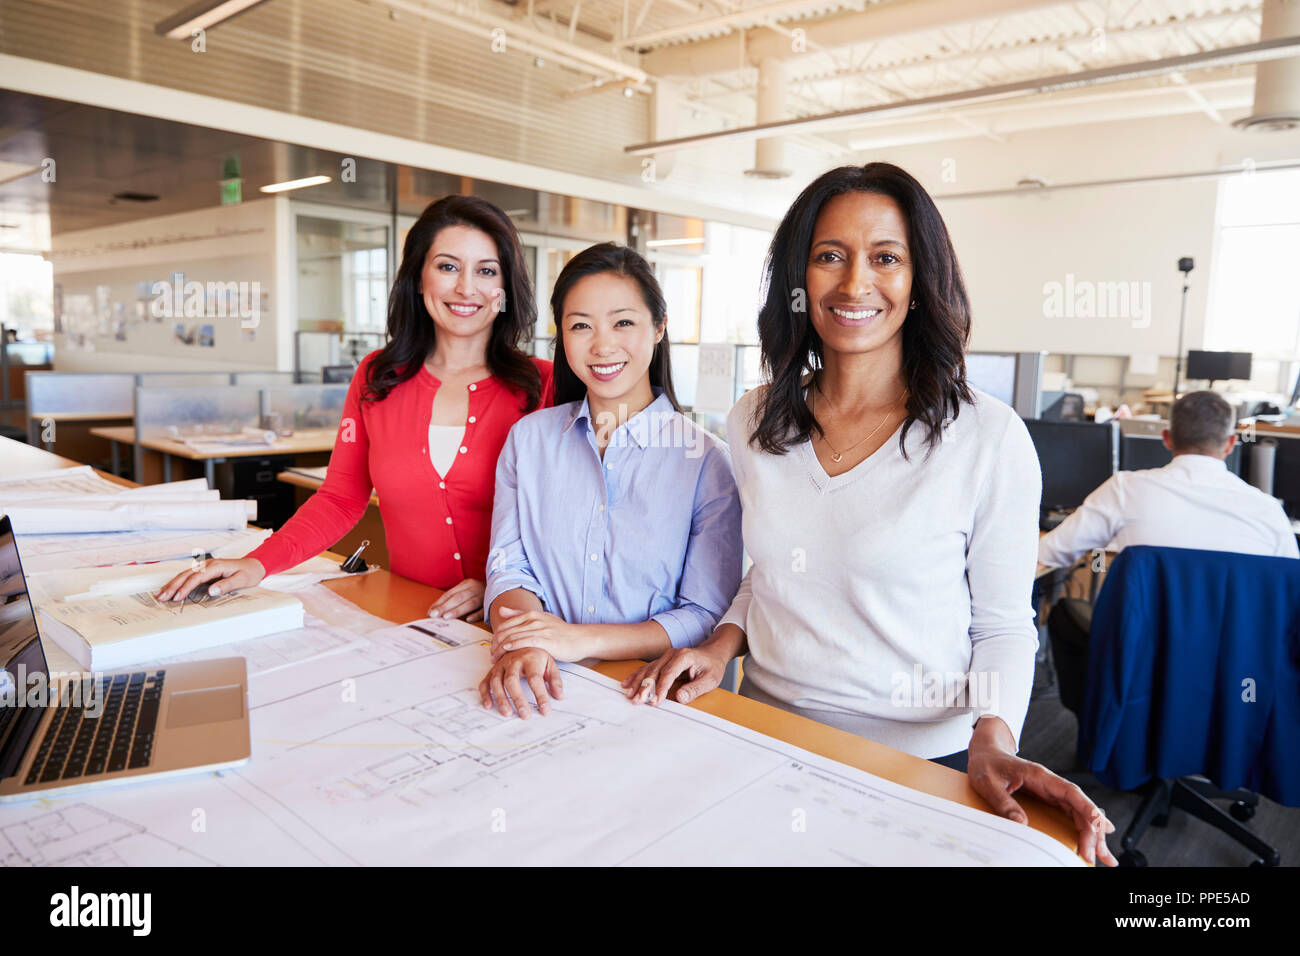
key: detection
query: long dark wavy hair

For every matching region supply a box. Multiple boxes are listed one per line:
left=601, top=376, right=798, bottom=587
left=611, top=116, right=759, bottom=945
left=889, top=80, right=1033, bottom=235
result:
left=750, top=163, right=972, bottom=459
left=550, top=242, right=680, bottom=411
left=363, top=195, right=541, bottom=410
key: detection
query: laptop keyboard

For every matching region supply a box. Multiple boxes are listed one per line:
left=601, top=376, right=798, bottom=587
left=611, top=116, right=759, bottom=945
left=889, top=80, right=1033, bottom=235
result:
left=24, top=670, right=166, bottom=786
left=0, top=699, right=17, bottom=748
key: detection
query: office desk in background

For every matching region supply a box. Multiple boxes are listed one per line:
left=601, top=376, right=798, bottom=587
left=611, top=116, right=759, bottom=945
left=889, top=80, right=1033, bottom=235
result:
left=90, top=425, right=334, bottom=487
left=0, top=434, right=1083, bottom=862
left=277, top=467, right=388, bottom=570
left=28, top=412, right=133, bottom=467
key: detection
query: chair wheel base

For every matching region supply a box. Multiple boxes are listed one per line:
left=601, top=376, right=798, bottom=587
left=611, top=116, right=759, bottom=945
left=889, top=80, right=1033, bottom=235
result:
left=1119, top=849, right=1148, bottom=867
left=1152, top=813, right=1169, bottom=827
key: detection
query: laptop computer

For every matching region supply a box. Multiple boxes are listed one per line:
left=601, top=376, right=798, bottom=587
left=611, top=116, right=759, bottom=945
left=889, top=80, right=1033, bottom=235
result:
left=0, top=514, right=251, bottom=801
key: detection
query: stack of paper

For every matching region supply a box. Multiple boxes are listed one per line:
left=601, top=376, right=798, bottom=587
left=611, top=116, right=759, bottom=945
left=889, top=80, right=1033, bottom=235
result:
left=38, top=587, right=304, bottom=671
left=14, top=527, right=272, bottom=574
left=178, top=427, right=278, bottom=450
left=1, top=467, right=257, bottom=534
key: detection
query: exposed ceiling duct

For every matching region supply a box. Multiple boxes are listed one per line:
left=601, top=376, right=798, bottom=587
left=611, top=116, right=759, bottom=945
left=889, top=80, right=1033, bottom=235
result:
left=1233, top=0, right=1300, bottom=131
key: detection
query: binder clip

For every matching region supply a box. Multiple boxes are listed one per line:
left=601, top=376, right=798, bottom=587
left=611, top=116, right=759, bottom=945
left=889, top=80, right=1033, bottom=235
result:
left=340, top=540, right=370, bottom=573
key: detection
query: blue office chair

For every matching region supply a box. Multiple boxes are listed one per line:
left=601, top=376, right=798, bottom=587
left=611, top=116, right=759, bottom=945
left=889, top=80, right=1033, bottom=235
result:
left=1078, top=545, right=1300, bottom=867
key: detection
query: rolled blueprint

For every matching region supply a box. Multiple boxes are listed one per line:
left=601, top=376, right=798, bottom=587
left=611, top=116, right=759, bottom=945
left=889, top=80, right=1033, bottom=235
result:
left=4, top=499, right=257, bottom=534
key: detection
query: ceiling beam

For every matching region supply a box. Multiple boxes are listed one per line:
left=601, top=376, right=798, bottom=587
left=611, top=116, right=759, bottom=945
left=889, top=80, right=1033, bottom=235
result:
left=626, top=33, right=1300, bottom=153
left=786, top=7, right=1259, bottom=87
left=640, top=0, right=1077, bottom=76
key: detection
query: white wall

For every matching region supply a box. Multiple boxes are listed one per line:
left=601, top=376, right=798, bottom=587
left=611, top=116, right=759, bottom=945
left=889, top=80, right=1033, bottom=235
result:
left=940, top=178, right=1216, bottom=357
left=868, top=111, right=1300, bottom=364
left=49, top=198, right=289, bottom=373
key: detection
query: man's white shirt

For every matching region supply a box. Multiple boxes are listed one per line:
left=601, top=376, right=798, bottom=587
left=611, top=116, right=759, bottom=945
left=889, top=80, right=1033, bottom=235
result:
left=1038, top=453, right=1300, bottom=568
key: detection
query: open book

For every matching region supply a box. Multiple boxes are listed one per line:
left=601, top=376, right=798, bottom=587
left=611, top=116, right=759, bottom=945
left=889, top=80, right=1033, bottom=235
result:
left=38, top=588, right=304, bottom=671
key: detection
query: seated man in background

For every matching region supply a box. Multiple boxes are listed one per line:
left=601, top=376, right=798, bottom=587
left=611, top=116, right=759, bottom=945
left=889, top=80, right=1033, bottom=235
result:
left=1038, top=390, right=1296, bottom=716
left=1039, top=389, right=1299, bottom=569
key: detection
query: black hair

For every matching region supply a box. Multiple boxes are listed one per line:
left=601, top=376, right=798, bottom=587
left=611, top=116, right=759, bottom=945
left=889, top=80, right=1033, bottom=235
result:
left=549, top=242, right=680, bottom=410
left=363, top=195, right=541, bottom=410
left=750, top=162, right=972, bottom=458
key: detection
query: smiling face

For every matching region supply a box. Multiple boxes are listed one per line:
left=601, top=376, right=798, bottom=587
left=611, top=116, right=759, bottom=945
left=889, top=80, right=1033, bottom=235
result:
left=560, top=271, right=663, bottom=408
left=805, top=190, right=913, bottom=360
left=419, top=224, right=505, bottom=342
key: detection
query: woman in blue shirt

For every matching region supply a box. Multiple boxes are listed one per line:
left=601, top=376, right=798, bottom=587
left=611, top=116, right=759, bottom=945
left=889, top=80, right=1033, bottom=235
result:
left=478, top=242, right=743, bottom=719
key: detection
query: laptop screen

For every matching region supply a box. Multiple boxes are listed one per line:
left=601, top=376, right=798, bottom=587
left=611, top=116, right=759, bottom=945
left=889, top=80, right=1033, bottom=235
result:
left=0, top=515, right=51, bottom=778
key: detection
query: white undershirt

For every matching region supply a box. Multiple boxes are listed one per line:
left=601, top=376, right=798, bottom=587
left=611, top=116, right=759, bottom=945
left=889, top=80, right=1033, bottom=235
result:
left=718, top=385, right=1042, bottom=758
left=428, top=424, right=465, bottom=477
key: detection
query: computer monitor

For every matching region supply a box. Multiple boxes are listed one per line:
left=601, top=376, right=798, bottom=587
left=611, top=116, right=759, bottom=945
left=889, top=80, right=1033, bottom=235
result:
left=1026, top=419, right=1120, bottom=511
left=1120, top=433, right=1242, bottom=476
left=321, top=365, right=356, bottom=384
left=1186, top=350, right=1252, bottom=386
left=966, top=353, right=1016, bottom=406
left=1040, top=392, right=1085, bottom=422
left=967, top=351, right=1044, bottom=418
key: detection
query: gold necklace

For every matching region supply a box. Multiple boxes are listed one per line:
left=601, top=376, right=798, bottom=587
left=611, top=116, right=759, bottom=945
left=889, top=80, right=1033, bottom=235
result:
left=814, top=389, right=907, bottom=463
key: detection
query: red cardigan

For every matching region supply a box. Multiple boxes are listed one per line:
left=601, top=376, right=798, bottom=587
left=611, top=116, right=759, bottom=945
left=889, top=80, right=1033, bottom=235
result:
left=248, top=351, right=553, bottom=588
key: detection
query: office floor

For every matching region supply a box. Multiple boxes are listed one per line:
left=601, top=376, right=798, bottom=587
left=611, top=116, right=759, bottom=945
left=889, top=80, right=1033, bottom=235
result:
left=1020, top=645, right=1299, bottom=867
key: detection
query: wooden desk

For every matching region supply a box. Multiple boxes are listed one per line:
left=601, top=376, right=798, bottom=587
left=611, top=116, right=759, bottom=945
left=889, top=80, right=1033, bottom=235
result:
left=277, top=469, right=388, bottom=569
left=1246, top=420, right=1300, bottom=438
left=1, top=434, right=1083, bottom=862
left=277, top=469, right=378, bottom=507
left=90, top=425, right=334, bottom=487
left=323, top=570, right=1082, bottom=857
left=89, top=426, right=136, bottom=478
left=28, top=413, right=132, bottom=466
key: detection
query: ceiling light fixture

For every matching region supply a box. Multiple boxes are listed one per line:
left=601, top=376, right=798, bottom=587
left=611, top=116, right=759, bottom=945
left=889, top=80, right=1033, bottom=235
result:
left=645, top=237, right=705, bottom=247
left=155, top=0, right=272, bottom=40
left=259, top=176, right=331, bottom=194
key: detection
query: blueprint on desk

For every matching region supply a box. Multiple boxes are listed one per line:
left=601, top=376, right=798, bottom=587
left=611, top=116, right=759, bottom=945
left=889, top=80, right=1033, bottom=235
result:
left=0, top=630, right=1083, bottom=867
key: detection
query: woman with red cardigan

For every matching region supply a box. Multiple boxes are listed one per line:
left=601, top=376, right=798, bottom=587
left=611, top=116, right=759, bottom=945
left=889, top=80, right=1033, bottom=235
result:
left=157, top=195, right=553, bottom=622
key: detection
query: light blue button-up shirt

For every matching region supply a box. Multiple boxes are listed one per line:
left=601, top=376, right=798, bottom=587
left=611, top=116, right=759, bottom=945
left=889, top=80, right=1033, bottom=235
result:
left=485, top=389, right=743, bottom=648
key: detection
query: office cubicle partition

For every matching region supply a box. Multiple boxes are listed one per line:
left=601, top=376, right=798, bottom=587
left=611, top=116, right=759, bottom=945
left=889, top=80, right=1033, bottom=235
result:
left=24, top=371, right=136, bottom=447
left=260, top=385, right=349, bottom=432
left=132, top=385, right=263, bottom=484
left=232, top=371, right=296, bottom=386
left=136, top=372, right=238, bottom=388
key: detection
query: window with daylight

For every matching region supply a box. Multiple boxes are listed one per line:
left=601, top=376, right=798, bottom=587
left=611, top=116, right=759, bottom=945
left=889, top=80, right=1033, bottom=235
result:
left=1204, top=168, right=1300, bottom=392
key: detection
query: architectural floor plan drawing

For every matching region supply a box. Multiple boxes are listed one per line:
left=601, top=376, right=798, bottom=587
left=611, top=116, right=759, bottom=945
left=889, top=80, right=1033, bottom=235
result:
left=230, top=644, right=1083, bottom=866
left=0, top=803, right=216, bottom=867
left=0, top=634, right=1084, bottom=867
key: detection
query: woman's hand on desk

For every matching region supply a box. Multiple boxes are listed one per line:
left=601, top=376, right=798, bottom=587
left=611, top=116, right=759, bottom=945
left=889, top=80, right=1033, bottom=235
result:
left=489, top=607, right=591, bottom=662
left=967, top=716, right=1118, bottom=867
left=155, top=557, right=266, bottom=602
left=621, top=625, right=742, bottom=706
left=478, top=648, right=564, bottom=719
left=427, top=577, right=485, bottom=623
